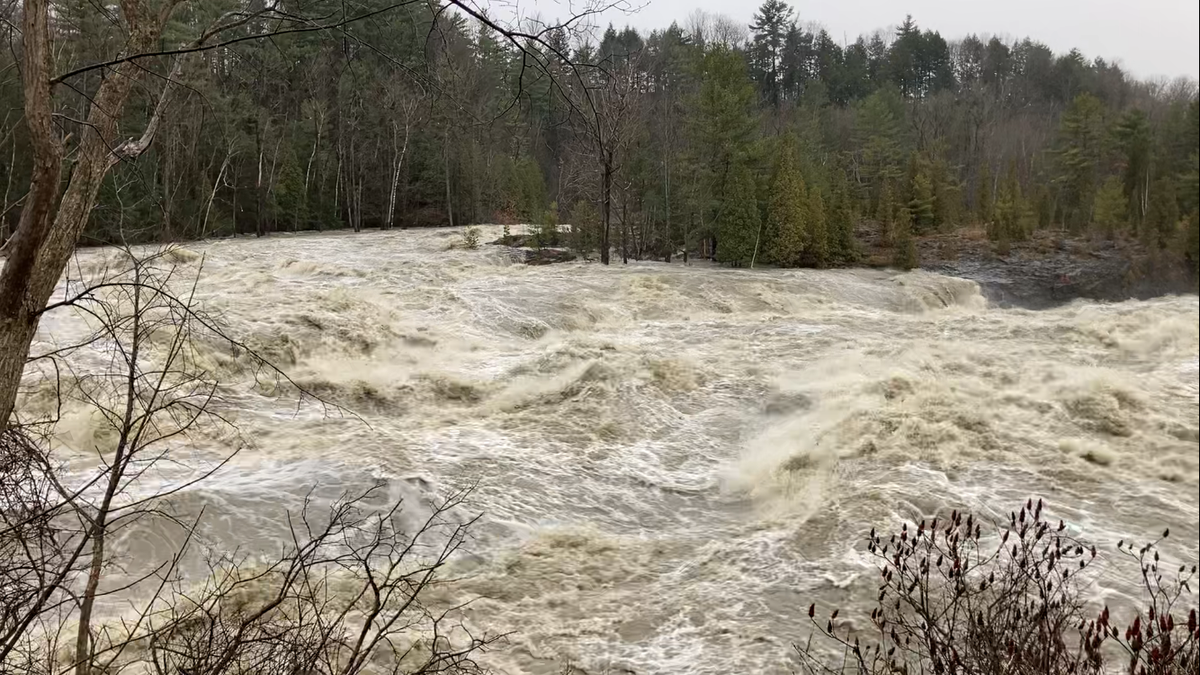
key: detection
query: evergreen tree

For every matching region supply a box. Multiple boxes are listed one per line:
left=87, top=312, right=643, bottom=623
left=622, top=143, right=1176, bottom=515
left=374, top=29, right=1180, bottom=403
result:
left=766, top=139, right=807, bottom=267
left=992, top=162, right=1024, bottom=251
left=1055, top=93, right=1107, bottom=228
left=1092, top=176, right=1127, bottom=239
left=686, top=45, right=759, bottom=244
left=806, top=188, right=829, bottom=266
left=748, top=0, right=793, bottom=107
left=856, top=87, right=907, bottom=213
left=893, top=209, right=919, bottom=269
left=907, top=160, right=936, bottom=233
left=827, top=175, right=858, bottom=264
left=716, top=163, right=760, bottom=266
left=879, top=179, right=900, bottom=245
left=3, top=0, right=1195, bottom=281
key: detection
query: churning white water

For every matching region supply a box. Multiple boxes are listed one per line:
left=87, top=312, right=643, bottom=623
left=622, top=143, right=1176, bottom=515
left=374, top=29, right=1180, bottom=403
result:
left=27, top=227, right=1200, bottom=674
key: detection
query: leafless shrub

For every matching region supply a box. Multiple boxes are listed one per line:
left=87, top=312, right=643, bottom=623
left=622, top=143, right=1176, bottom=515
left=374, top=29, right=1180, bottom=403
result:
left=1, top=248, right=497, bottom=674
left=796, top=498, right=1199, bottom=675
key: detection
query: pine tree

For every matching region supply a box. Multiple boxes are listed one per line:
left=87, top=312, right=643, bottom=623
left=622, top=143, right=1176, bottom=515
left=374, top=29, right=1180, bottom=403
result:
left=686, top=45, right=759, bottom=247
left=717, top=163, right=760, bottom=266
left=828, top=175, right=858, bottom=264
left=806, top=188, right=829, bottom=266
left=748, top=0, right=793, bottom=107
left=992, top=161, right=1024, bottom=251
left=907, top=167, right=936, bottom=233
left=857, top=88, right=906, bottom=214
left=879, top=179, right=900, bottom=245
left=766, top=141, right=807, bottom=267
left=1092, top=176, right=1126, bottom=239
left=893, top=209, right=918, bottom=269
left=1055, top=93, right=1107, bottom=229
left=537, top=202, right=560, bottom=248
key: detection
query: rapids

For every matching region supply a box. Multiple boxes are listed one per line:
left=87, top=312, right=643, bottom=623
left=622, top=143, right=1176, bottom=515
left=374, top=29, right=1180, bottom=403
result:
left=27, top=227, right=1200, bottom=674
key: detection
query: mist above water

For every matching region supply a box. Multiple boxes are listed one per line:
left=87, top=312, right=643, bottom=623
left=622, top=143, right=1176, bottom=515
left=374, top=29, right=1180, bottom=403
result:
left=29, top=227, right=1200, bottom=674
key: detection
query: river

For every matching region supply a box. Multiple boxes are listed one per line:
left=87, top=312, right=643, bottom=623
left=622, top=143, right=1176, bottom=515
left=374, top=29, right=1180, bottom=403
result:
left=29, top=226, right=1200, bottom=674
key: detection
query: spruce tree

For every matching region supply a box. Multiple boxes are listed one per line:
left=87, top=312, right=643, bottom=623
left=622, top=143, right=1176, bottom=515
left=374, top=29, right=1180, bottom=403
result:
left=992, top=162, right=1023, bottom=252
left=717, top=163, right=760, bottom=267
left=767, top=142, right=807, bottom=267
left=908, top=170, right=936, bottom=233
left=893, top=209, right=918, bottom=269
left=931, top=167, right=962, bottom=230
left=805, top=188, right=829, bottom=266
left=1055, top=93, right=1107, bottom=229
left=828, top=176, right=858, bottom=264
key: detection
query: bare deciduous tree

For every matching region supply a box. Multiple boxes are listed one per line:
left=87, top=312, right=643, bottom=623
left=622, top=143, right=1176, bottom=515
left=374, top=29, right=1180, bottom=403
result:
left=0, top=0, right=629, bottom=430
left=2, top=248, right=496, bottom=674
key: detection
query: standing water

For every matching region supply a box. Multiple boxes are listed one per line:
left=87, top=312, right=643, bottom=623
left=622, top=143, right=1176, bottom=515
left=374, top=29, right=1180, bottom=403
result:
left=30, top=227, right=1200, bottom=673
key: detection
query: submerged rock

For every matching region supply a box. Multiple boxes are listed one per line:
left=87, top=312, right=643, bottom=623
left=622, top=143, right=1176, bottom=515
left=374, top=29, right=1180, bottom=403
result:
left=522, top=248, right=576, bottom=266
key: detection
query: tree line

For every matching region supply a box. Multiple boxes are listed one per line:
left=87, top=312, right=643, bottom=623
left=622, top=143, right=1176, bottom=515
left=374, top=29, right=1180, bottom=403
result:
left=0, top=0, right=1197, bottom=271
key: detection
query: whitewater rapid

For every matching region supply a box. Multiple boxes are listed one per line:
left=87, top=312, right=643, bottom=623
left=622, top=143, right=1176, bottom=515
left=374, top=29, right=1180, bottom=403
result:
left=28, top=227, right=1200, bottom=674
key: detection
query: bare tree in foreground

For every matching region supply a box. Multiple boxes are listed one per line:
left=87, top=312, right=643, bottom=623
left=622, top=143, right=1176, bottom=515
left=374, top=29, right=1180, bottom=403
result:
left=1, top=249, right=496, bottom=674
left=797, top=498, right=1199, bottom=675
left=0, top=0, right=627, bottom=433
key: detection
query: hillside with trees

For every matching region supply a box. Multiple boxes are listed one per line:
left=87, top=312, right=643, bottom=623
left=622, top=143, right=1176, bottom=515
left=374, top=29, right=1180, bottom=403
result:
left=0, top=0, right=1197, bottom=278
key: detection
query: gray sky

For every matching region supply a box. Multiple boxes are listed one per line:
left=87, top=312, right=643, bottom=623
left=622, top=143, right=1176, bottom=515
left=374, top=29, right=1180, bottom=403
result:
left=585, top=0, right=1200, bottom=80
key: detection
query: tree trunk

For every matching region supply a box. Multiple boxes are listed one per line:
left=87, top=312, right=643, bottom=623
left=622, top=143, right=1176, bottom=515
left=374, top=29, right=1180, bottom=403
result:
left=443, top=135, right=454, bottom=228
left=255, top=125, right=267, bottom=237
left=0, top=0, right=169, bottom=429
left=601, top=158, right=612, bottom=265
left=751, top=218, right=763, bottom=269
left=162, top=139, right=174, bottom=240
left=201, top=148, right=232, bottom=239
left=385, top=123, right=398, bottom=230
left=385, top=116, right=411, bottom=230
left=621, top=197, right=628, bottom=264
left=663, top=161, right=671, bottom=263
left=304, top=108, right=322, bottom=195
left=683, top=212, right=690, bottom=265
left=334, top=148, right=342, bottom=228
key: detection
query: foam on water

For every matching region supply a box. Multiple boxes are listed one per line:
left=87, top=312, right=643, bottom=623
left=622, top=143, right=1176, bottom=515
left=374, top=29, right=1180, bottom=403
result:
left=23, top=227, right=1200, bottom=674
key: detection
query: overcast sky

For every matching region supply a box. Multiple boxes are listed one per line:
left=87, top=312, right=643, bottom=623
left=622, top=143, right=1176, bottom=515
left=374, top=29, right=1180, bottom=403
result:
left=574, top=0, right=1199, bottom=80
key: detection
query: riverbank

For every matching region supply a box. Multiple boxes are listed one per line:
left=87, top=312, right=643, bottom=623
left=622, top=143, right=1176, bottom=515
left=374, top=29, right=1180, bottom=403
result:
left=857, top=224, right=1198, bottom=309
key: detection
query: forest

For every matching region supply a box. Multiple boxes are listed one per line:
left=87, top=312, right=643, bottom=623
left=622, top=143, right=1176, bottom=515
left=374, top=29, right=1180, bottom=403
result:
left=1, top=0, right=1198, bottom=271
